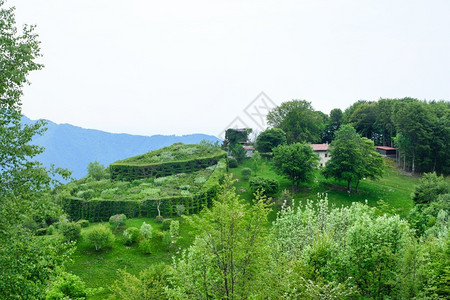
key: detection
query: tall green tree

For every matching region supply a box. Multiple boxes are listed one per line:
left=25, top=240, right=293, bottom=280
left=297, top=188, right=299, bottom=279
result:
left=393, top=100, right=433, bottom=173
left=323, top=125, right=362, bottom=192
left=272, top=143, right=319, bottom=191
left=267, top=100, right=325, bottom=143
left=0, top=2, right=72, bottom=297
left=169, top=176, right=273, bottom=299
left=322, top=108, right=343, bottom=143
left=354, top=138, right=384, bottom=192
left=255, top=127, right=286, bottom=153
left=324, top=125, right=383, bottom=193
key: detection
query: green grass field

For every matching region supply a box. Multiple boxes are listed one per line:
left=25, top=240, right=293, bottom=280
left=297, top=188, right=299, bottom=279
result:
left=67, top=217, right=195, bottom=299
left=67, top=157, right=421, bottom=298
left=229, top=158, right=420, bottom=218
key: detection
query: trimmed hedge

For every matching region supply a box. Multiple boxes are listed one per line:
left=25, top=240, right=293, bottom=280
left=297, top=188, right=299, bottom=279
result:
left=62, top=160, right=226, bottom=222
left=110, top=152, right=226, bottom=181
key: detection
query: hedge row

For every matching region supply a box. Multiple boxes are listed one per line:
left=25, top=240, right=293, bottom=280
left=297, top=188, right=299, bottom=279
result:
left=63, top=160, right=226, bottom=222
left=110, top=152, right=226, bottom=181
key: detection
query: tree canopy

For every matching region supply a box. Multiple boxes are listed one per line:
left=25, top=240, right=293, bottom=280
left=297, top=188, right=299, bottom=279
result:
left=273, top=143, right=319, bottom=191
left=255, top=127, right=286, bottom=153
left=267, top=100, right=325, bottom=144
left=324, top=125, right=384, bottom=192
left=0, top=2, right=72, bottom=297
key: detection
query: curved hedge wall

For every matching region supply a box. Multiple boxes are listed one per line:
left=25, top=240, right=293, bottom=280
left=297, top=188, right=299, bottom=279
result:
left=63, top=160, right=226, bottom=222
left=110, top=152, right=226, bottom=181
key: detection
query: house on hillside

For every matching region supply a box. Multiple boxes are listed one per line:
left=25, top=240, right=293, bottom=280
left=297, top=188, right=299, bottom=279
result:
left=375, top=146, right=397, bottom=157
left=310, top=143, right=330, bottom=167
left=243, top=145, right=255, bottom=157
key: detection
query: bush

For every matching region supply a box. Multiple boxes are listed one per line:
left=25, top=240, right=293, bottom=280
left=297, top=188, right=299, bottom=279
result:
left=228, top=158, right=238, bottom=168
left=170, top=220, right=180, bottom=238
left=23, top=219, right=39, bottom=232
left=162, top=219, right=172, bottom=231
left=155, top=215, right=164, bottom=223
left=123, top=227, right=140, bottom=245
left=47, top=225, right=55, bottom=235
left=241, top=168, right=252, bottom=180
left=109, top=214, right=127, bottom=231
left=46, top=271, right=91, bottom=300
left=249, top=177, right=279, bottom=197
left=412, top=172, right=449, bottom=205
left=85, top=224, right=115, bottom=251
left=36, top=228, right=47, bottom=236
left=140, top=222, right=153, bottom=239
left=139, top=239, right=152, bottom=255
left=275, top=189, right=293, bottom=209
left=162, top=231, right=173, bottom=248
left=77, top=219, right=89, bottom=228
left=241, top=168, right=252, bottom=176
left=59, top=222, right=81, bottom=242
left=176, top=205, right=186, bottom=216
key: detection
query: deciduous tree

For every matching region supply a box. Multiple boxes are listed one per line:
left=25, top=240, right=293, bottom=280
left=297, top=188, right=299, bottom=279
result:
left=0, top=2, right=72, bottom=297
left=272, top=143, right=319, bottom=191
left=267, top=100, right=325, bottom=143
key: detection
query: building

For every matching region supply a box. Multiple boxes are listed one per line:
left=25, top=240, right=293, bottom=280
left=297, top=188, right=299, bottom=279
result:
left=310, top=144, right=330, bottom=167
left=243, top=145, right=255, bottom=157
left=375, top=146, right=397, bottom=157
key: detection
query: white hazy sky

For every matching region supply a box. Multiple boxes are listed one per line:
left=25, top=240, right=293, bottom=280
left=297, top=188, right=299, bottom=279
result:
left=12, top=0, right=450, bottom=137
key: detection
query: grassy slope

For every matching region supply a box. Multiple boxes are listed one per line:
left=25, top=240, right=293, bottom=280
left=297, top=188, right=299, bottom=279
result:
left=229, top=158, right=419, bottom=218
left=68, top=158, right=420, bottom=298
left=67, top=217, right=195, bottom=299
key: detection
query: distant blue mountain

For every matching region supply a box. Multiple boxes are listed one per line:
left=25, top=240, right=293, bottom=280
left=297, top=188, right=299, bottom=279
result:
left=22, top=116, right=221, bottom=179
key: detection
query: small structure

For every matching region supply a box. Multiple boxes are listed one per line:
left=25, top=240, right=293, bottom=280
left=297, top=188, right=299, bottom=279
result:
left=375, top=146, right=397, bottom=157
left=243, top=145, right=255, bottom=158
left=310, top=144, right=330, bottom=167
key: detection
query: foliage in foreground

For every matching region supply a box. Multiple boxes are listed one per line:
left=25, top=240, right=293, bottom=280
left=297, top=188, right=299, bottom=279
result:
left=0, top=2, right=73, bottom=297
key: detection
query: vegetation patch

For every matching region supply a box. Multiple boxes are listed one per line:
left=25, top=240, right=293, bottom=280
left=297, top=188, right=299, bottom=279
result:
left=109, top=143, right=226, bottom=181
left=60, top=160, right=226, bottom=221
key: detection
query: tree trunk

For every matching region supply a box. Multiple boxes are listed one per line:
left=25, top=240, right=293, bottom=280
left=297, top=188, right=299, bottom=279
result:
left=355, top=179, right=360, bottom=193
left=412, top=151, right=415, bottom=174
left=347, top=179, right=351, bottom=193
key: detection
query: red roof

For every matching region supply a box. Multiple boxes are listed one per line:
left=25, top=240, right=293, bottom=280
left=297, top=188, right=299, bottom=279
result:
left=310, top=144, right=329, bottom=151
left=375, top=146, right=396, bottom=150
left=243, top=146, right=255, bottom=151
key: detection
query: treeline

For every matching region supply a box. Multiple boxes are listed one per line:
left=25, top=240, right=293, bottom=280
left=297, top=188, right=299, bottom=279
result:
left=261, top=98, right=449, bottom=174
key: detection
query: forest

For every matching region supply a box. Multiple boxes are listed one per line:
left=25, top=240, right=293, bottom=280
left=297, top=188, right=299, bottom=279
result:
left=1, top=2, right=449, bottom=299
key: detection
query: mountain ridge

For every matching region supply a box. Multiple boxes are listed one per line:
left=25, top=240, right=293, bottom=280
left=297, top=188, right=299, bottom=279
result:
left=22, top=116, right=221, bottom=179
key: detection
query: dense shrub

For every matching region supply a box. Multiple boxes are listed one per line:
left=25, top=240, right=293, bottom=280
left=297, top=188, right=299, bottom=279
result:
left=155, top=215, right=164, bottom=223
left=241, top=168, right=252, bottom=180
left=123, top=227, right=140, bottom=245
left=109, top=214, right=127, bottom=231
left=249, top=177, right=279, bottom=197
left=162, top=219, right=172, bottom=231
left=59, top=222, right=81, bottom=242
left=162, top=231, right=173, bottom=248
left=47, top=225, right=55, bottom=235
left=139, top=239, right=152, bottom=255
left=36, top=228, right=47, bottom=236
left=176, top=205, right=186, bottom=216
left=140, top=222, right=153, bottom=239
left=275, top=189, right=293, bottom=209
left=46, top=271, right=91, bottom=300
left=412, top=172, right=449, bottom=205
left=228, top=158, right=238, bottom=168
left=170, top=220, right=180, bottom=238
left=85, top=225, right=115, bottom=251
left=77, top=219, right=89, bottom=228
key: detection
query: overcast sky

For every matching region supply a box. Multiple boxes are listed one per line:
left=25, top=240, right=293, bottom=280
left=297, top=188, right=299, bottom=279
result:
left=12, top=0, right=450, bottom=137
